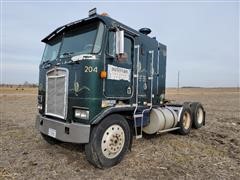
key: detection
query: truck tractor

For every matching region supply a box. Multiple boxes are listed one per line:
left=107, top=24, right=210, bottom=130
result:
left=36, top=8, right=206, bottom=168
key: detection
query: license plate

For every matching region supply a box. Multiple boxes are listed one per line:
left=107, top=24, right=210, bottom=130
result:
left=48, top=128, right=56, bottom=138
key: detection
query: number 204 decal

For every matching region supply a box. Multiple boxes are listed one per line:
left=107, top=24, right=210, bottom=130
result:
left=84, top=66, right=98, bottom=73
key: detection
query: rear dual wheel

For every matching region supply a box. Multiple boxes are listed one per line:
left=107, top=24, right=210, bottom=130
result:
left=190, top=102, right=205, bottom=129
left=85, top=114, right=131, bottom=169
left=178, top=102, right=205, bottom=135
left=178, top=105, right=192, bottom=135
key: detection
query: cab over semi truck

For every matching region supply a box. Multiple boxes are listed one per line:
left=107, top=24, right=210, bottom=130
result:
left=36, top=8, right=205, bottom=168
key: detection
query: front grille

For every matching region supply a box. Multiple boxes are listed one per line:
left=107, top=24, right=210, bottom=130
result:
left=45, top=68, right=68, bottom=119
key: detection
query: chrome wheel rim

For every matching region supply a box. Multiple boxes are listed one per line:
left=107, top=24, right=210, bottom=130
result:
left=197, top=108, right=204, bottom=124
left=183, top=111, right=191, bottom=129
left=101, top=124, right=125, bottom=159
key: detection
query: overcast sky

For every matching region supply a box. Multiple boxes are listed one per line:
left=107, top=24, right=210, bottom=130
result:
left=1, top=1, right=239, bottom=87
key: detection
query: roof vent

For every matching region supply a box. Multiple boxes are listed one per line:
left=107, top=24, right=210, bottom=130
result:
left=139, top=28, right=151, bottom=35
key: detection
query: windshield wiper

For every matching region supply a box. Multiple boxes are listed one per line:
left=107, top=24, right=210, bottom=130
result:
left=42, top=59, right=53, bottom=69
left=60, top=52, right=74, bottom=58
left=42, top=59, right=50, bottom=65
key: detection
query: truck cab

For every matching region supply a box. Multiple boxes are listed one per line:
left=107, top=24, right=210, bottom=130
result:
left=36, top=8, right=205, bottom=168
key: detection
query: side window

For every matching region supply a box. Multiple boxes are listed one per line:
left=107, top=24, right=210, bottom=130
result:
left=124, top=36, right=133, bottom=64
left=107, top=31, right=133, bottom=65
left=107, top=31, right=116, bottom=56
left=93, top=22, right=105, bottom=53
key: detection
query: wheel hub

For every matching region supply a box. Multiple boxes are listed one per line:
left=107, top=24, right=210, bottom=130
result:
left=183, top=111, right=191, bottom=129
left=101, top=124, right=125, bottom=159
left=197, top=108, right=204, bottom=124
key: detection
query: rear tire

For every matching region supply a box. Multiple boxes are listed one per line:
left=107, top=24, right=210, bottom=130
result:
left=190, top=102, right=205, bottom=129
left=41, top=132, right=61, bottom=145
left=85, top=114, right=131, bottom=168
left=178, top=105, right=192, bottom=135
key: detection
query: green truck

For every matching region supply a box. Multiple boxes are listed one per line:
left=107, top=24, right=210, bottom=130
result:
left=36, top=8, right=205, bottom=168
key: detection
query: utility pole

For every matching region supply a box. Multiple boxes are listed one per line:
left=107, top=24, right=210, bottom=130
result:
left=177, top=71, right=180, bottom=91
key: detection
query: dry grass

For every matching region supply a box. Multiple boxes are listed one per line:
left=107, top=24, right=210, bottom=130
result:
left=0, top=88, right=240, bottom=179
left=0, top=87, right=37, bottom=95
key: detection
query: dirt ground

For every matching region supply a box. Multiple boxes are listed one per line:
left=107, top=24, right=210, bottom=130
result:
left=0, top=87, right=239, bottom=180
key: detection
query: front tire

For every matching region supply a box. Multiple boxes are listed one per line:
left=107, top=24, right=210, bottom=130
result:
left=85, top=114, right=131, bottom=168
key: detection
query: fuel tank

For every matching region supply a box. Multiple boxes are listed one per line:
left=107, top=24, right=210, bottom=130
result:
left=143, top=107, right=178, bottom=134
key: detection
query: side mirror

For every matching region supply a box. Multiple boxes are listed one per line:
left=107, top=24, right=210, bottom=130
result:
left=116, top=29, right=124, bottom=54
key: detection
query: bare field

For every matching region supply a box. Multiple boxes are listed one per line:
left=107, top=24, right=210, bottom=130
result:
left=1, top=88, right=240, bottom=179
left=0, top=87, right=37, bottom=95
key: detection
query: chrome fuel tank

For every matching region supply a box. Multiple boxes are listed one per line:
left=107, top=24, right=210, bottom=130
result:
left=143, top=107, right=178, bottom=134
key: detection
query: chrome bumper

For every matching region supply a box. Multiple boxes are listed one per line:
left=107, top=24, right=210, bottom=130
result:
left=36, top=114, right=90, bottom=143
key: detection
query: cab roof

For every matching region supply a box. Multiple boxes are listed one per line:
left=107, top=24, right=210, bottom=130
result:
left=42, top=14, right=141, bottom=43
left=41, top=13, right=162, bottom=46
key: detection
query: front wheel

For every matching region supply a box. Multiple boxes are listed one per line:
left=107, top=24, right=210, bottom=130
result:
left=85, top=114, right=131, bottom=168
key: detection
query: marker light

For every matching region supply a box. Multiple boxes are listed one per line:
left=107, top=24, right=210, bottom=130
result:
left=89, top=8, right=97, bottom=17
left=101, top=100, right=116, bottom=108
left=100, top=12, right=109, bottom=16
left=100, top=70, right=107, bottom=79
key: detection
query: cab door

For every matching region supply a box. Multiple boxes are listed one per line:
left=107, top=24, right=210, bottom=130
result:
left=104, top=31, right=134, bottom=98
left=135, top=45, right=154, bottom=105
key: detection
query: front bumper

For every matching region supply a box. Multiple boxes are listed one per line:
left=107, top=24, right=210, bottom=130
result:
left=36, top=114, right=90, bottom=143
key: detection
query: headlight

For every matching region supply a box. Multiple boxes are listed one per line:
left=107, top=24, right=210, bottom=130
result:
left=74, top=109, right=89, bottom=120
left=37, top=104, right=43, bottom=110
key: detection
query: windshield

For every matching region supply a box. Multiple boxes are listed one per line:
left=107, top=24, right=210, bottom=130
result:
left=41, top=21, right=104, bottom=62
left=42, top=36, right=61, bottom=62
left=60, top=21, right=104, bottom=57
